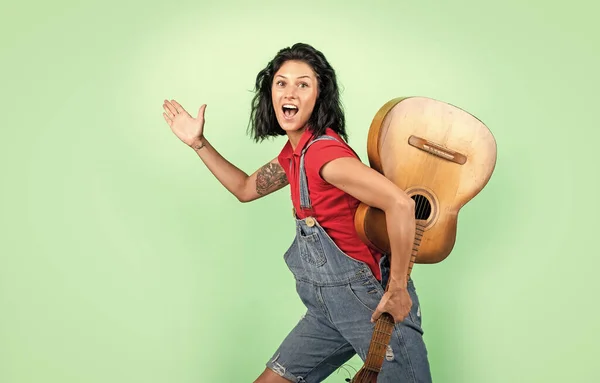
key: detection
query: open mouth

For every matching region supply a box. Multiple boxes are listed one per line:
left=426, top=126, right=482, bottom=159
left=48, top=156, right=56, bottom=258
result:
left=282, top=104, right=298, bottom=119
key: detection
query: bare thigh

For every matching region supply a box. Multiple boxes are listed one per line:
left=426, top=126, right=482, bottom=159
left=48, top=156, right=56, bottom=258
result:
left=253, top=367, right=293, bottom=383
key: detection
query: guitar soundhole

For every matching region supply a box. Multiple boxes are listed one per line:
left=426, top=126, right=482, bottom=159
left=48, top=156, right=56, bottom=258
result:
left=411, top=194, right=431, bottom=220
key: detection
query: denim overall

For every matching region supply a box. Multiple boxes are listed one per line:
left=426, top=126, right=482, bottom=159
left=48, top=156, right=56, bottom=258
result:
left=266, top=135, right=432, bottom=383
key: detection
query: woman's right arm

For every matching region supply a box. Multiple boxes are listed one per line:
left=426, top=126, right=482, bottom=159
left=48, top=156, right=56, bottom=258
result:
left=192, top=137, right=288, bottom=202
left=162, top=99, right=288, bottom=202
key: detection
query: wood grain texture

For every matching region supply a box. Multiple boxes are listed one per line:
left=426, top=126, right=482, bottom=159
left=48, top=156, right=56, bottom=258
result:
left=354, top=96, right=497, bottom=264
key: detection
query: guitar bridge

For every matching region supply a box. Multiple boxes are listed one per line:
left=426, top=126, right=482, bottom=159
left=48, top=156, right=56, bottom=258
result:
left=408, top=135, right=467, bottom=165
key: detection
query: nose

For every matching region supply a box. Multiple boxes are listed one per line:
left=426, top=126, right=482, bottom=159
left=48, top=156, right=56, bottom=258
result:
left=284, top=86, right=298, bottom=99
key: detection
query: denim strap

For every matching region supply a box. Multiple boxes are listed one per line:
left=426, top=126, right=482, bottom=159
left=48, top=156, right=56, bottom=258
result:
left=298, top=135, right=339, bottom=209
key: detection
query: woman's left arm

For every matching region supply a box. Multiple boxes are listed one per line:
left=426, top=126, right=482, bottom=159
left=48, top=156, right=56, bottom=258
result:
left=320, top=156, right=416, bottom=323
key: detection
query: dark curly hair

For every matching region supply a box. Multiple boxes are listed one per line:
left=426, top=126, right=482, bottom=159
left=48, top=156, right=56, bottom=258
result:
left=247, top=43, right=347, bottom=142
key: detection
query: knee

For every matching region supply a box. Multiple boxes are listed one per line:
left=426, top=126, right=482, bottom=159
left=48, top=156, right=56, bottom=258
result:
left=253, top=367, right=294, bottom=383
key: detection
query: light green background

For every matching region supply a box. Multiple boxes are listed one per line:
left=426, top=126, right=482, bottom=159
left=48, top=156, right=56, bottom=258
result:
left=1, top=0, right=598, bottom=382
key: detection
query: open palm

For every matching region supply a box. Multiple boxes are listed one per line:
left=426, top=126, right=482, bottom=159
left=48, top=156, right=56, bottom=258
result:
left=162, top=99, right=206, bottom=147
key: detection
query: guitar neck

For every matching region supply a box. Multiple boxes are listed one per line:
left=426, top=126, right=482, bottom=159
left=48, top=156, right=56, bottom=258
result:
left=406, top=221, right=426, bottom=279
left=362, top=220, right=427, bottom=371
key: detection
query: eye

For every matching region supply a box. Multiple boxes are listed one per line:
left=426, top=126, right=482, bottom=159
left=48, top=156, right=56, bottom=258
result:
left=299, top=82, right=309, bottom=88
left=276, top=80, right=285, bottom=87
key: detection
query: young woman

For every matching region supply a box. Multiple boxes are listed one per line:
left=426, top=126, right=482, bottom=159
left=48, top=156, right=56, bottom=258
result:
left=162, top=43, right=432, bottom=383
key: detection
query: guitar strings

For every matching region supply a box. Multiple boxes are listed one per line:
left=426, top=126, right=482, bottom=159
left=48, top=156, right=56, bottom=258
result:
left=415, top=146, right=432, bottom=223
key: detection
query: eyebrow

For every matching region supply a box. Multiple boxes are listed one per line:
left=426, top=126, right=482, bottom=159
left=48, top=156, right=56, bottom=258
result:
left=275, top=75, right=313, bottom=80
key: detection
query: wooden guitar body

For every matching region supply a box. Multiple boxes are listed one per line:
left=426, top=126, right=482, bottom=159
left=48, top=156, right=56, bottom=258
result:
left=354, top=96, right=497, bottom=264
left=350, top=96, right=497, bottom=382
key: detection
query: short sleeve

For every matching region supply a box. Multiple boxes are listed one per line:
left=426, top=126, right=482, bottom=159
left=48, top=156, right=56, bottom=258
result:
left=304, top=139, right=358, bottom=183
left=277, top=140, right=293, bottom=175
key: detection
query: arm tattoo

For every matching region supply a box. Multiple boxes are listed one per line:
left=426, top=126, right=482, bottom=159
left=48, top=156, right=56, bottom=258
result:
left=256, top=163, right=289, bottom=196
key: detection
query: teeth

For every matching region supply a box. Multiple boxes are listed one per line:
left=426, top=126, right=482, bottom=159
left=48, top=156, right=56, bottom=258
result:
left=283, top=104, right=298, bottom=109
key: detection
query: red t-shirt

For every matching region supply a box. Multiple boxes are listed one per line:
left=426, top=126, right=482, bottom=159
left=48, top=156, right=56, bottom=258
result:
left=277, top=127, right=383, bottom=281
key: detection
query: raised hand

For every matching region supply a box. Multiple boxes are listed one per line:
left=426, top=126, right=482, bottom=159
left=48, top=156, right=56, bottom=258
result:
left=162, top=99, right=206, bottom=148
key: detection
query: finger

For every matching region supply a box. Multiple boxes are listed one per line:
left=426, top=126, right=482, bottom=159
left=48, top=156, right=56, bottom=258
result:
left=164, top=100, right=178, bottom=116
left=371, top=307, right=382, bottom=323
left=171, top=99, right=186, bottom=115
left=163, top=104, right=175, bottom=118
left=197, top=104, right=206, bottom=119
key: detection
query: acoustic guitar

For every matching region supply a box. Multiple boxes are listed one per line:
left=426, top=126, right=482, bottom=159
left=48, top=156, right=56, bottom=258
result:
left=350, top=96, right=497, bottom=382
